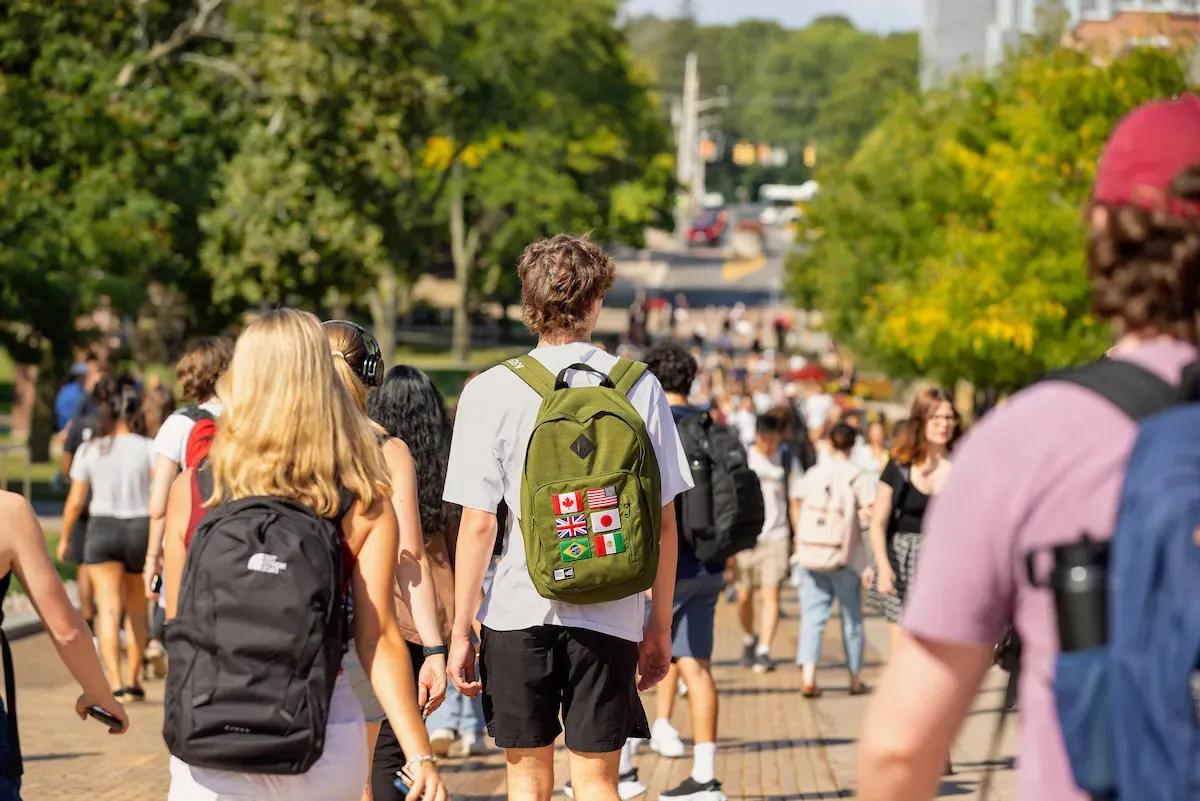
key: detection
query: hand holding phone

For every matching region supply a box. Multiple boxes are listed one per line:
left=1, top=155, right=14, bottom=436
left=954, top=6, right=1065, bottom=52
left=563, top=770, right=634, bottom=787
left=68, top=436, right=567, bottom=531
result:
left=87, top=705, right=124, bottom=732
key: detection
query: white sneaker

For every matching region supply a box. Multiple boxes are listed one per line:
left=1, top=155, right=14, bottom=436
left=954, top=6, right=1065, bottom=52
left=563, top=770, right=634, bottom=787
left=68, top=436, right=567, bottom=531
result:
left=650, top=721, right=687, bottom=758
left=565, top=769, right=647, bottom=800
left=448, top=732, right=488, bottom=758
left=428, top=728, right=456, bottom=757
left=677, top=677, right=688, bottom=697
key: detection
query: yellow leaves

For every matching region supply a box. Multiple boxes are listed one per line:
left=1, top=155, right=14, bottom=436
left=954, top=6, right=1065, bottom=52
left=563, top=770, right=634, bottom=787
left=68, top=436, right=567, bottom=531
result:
left=420, top=131, right=522, bottom=171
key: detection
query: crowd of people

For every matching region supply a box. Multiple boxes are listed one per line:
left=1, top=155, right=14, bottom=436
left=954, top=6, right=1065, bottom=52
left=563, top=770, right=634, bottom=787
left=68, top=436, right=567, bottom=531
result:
left=0, top=93, right=1196, bottom=801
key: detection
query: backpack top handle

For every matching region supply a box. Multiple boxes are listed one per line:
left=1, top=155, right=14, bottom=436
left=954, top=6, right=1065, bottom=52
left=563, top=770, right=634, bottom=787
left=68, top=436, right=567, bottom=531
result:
left=554, top=363, right=616, bottom=391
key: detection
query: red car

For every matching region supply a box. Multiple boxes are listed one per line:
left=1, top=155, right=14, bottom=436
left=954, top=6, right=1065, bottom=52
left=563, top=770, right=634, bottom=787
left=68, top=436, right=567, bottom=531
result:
left=688, top=209, right=727, bottom=246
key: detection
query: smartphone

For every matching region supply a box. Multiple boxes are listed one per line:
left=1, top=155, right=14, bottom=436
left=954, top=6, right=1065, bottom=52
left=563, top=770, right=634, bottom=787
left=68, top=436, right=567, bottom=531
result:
left=87, top=705, right=123, bottom=732
left=392, top=774, right=411, bottom=797
left=150, top=574, right=163, bottom=594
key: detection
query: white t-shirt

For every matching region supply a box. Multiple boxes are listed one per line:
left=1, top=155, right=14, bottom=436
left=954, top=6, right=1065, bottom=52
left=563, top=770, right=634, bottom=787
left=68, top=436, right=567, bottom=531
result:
left=747, top=446, right=803, bottom=543
left=804, top=392, right=834, bottom=430
left=69, top=434, right=156, bottom=518
left=443, top=343, right=693, bottom=642
left=152, top=402, right=224, bottom=466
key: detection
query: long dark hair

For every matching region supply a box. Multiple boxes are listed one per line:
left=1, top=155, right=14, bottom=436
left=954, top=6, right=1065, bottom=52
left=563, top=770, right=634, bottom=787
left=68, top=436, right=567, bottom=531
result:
left=367, top=365, right=456, bottom=541
left=94, top=373, right=147, bottom=440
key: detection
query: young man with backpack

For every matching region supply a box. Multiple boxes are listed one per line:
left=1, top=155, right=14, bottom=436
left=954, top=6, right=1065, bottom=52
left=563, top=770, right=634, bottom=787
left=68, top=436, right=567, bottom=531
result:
left=858, top=95, right=1200, bottom=801
left=635, top=342, right=764, bottom=801
left=445, top=234, right=693, bottom=801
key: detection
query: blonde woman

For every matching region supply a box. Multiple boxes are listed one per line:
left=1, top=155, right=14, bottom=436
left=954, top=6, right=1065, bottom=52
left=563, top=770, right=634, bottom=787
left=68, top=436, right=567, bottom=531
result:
left=162, top=309, right=445, bottom=801
left=323, top=320, right=447, bottom=801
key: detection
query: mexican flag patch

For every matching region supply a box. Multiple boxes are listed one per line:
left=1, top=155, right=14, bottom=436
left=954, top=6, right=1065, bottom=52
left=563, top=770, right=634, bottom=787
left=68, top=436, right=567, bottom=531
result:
left=594, top=531, right=626, bottom=556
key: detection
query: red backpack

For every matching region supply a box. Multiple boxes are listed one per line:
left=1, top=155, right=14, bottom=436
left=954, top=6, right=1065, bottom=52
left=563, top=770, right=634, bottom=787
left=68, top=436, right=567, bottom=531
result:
left=184, top=416, right=216, bottom=470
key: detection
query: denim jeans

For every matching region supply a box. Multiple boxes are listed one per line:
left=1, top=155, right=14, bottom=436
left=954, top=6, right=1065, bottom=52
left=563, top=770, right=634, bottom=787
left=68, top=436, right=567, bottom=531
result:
left=796, top=567, right=865, bottom=675
left=424, top=681, right=484, bottom=737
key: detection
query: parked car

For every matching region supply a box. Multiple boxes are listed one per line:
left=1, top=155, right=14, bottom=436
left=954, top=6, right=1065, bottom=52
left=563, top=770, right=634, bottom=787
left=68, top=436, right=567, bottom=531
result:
left=688, top=209, right=727, bottom=246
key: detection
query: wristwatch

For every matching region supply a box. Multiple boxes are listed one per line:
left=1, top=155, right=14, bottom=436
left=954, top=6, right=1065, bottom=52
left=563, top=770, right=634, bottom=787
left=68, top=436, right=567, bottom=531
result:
left=422, top=644, right=449, bottom=658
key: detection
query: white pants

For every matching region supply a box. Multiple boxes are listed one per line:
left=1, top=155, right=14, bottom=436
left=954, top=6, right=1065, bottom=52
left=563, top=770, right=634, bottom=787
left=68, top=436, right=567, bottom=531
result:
left=168, top=675, right=368, bottom=801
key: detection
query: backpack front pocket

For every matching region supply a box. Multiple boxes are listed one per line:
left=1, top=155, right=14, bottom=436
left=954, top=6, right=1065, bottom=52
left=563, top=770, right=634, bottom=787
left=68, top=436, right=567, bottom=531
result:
left=529, top=469, right=652, bottom=603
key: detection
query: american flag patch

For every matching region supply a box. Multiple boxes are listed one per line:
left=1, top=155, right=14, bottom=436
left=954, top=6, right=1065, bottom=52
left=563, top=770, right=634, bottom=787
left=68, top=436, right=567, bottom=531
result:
left=587, top=486, right=618, bottom=509
left=556, top=514, right=588, bottom=539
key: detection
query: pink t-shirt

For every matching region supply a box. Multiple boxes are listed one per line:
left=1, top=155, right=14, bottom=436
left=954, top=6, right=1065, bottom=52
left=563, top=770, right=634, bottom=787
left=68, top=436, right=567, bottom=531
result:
left=904, top=340, right=1198, bottom=801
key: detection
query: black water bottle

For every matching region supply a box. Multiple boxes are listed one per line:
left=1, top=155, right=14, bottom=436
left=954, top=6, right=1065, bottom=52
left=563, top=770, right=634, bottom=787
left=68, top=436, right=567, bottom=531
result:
left=1046, top=536, right=1110, bottom=652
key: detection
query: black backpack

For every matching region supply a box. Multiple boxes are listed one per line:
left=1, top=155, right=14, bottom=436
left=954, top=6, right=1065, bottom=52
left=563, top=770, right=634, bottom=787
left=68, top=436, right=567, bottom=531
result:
left=163, top=469, right=354, bottom=775
left=676, top=411, right=766, bottom=564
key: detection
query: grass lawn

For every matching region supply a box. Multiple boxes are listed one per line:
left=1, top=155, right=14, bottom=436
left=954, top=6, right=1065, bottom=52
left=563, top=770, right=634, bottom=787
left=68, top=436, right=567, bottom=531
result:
left=6, top=528, right=76, bottom=597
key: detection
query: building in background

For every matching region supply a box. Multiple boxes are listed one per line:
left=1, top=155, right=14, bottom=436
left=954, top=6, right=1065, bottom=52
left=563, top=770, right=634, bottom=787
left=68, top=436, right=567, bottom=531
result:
left=923, top=0, right=1200, bottom=87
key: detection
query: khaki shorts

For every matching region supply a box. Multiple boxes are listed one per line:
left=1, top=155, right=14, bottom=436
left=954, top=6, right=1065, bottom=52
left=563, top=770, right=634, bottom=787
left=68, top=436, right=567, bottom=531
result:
left=735, top=538, right=791, bottom=590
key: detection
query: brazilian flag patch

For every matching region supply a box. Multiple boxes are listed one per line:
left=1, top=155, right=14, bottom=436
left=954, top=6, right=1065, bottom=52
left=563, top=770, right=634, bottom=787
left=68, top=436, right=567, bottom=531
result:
left=559, top=539, right=592, bottom=562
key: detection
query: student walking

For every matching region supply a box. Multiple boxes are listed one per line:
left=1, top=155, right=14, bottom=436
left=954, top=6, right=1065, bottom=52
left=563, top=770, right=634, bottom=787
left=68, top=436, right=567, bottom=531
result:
left=57, top=375, right=155, bottom=700
left=735, top=415, right=803, bottom=673
left=160, top=309, right=445, bottom=801
left=792, top=423, right=873, bottom=698
left=1, top=492, right=129, bottom=801
left=865, top=387, right=959, bottom=659
left=859, top=94, right=1200, bottom=801
left=640, top=342, right=737, bottom=801
left=444, top=234, right=692, bottom=801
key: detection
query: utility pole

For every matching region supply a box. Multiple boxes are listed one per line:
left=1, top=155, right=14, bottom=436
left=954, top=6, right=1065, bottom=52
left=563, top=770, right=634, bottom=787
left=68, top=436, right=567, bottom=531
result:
left=673, top=52, right=729, bottom=248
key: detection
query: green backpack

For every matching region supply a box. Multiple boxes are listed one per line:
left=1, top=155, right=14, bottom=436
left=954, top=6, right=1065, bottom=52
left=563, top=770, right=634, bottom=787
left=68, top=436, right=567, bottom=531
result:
left=505, top=355, right=662, bottom=605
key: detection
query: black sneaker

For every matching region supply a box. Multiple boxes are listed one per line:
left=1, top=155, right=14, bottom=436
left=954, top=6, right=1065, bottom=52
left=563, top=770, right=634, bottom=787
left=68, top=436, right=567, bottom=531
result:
left=752, top=651, right=774, bottom=674
left=564, top=769, right=647, bottom=800
left=739, top=637, right=758, bottom=668
left=659, top=777, right=726, bottom=801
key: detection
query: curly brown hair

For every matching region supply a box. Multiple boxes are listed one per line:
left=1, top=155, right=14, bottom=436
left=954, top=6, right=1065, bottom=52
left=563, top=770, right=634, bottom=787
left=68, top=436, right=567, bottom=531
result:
left=1088, top=167, right=1200, bottom=341
left=518, top=234, right=615, bottom=340
left=176, top=337, right=233, bottom=403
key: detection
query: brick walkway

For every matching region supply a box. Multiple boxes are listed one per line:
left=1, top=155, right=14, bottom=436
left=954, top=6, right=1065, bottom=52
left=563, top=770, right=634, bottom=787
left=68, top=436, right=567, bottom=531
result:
left=11, top=588, right=1015, bottom=800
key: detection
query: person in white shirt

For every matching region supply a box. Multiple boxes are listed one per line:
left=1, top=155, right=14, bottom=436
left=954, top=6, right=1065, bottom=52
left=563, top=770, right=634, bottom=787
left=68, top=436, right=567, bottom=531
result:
left=444, top=234, right=692, bottom=801
left=735, top=414, right=803, bottom=674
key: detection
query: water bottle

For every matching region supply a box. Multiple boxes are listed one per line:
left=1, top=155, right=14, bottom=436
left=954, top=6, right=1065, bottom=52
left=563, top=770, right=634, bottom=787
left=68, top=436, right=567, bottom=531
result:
left=1027, top=535, right=1110, bottom=652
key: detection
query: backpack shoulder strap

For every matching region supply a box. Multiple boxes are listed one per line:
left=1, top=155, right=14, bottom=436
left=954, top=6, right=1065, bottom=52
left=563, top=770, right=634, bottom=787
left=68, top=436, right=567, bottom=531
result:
left=1040, top=358, right=1186, bottom=422
left=502, top=355, right=555, bottom=398
left=608, top=358, right=649, bottom=397
left=195, top=460, right=215, bottom=504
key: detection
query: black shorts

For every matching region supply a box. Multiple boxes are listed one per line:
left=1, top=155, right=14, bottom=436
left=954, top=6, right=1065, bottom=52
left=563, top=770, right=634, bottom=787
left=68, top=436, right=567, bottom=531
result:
left=83, top=517, right=149, bottom=575
left=369, top=640, right=426, bottom=801
left=480, top=625, right=649, bottom=753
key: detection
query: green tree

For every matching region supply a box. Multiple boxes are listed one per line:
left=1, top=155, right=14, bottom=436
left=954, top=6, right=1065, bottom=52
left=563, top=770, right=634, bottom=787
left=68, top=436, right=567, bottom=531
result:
left=792, top=44, right=1193, bottom=391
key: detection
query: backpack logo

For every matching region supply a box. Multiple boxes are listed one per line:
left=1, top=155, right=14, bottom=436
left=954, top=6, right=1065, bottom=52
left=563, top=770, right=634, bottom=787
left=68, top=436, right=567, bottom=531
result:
left=553, top=567, right=575, bottom=581
left=507, top=358, right=524, bottom=369
left=247, top=553, right=288, bottom=575
left=570, top=434, right=596, bottom=459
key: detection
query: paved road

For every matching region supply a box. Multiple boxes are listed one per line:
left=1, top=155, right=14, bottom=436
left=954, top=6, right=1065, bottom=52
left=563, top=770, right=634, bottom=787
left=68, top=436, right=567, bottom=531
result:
left=10, top=588, right=1015, bottom=800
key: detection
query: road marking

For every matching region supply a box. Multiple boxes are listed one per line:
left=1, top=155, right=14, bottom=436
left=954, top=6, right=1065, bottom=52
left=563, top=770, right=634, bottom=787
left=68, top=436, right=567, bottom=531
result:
left=721, top=255, right=766, bottom=282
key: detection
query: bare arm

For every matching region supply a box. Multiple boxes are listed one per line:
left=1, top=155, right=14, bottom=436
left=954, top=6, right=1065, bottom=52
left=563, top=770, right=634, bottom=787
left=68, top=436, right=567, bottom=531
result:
left=350, top=500, right=445, bottom=801
left=858, top=631, right=992, bottom=801
left=448, top=508, right=497, bottom=696
left=383, top=439, right=446, bottom=710
left=145, top=455, right=181, bottom=597
left=646, top=500, right=679, bottom=634
left=163, top=471, right=193, bottom=620
left=868, top=481, right=893, bottom=569
left=4, top=493, right=128, bottom=732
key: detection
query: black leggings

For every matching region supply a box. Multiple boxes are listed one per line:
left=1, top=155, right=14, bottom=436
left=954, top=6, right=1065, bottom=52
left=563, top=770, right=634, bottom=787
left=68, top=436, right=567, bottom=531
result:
left=370, top=641, right=426, bottom=801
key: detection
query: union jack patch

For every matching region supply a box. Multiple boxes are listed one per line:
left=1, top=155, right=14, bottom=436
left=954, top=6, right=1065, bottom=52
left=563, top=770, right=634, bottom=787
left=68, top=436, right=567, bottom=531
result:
left=555, top=514, right=588, bottom=539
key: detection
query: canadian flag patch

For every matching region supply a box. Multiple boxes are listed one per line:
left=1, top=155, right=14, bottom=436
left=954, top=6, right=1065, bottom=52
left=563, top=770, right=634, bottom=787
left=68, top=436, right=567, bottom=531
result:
left=553, top=491, right=583, bottom=515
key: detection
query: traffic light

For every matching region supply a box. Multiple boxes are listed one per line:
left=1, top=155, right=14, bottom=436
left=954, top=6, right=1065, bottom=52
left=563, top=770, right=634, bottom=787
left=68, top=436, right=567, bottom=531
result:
left=803, top=143, right=817, bottom=168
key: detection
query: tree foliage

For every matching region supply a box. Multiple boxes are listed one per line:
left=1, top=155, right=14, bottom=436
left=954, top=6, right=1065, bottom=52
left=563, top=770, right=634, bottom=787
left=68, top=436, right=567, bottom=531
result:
left=791, top=44, right=1193, bottom=390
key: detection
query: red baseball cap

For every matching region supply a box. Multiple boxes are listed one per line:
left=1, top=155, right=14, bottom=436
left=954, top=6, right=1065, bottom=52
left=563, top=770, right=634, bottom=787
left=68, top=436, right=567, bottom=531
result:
left=1093, top=93, right=1200, bottom=215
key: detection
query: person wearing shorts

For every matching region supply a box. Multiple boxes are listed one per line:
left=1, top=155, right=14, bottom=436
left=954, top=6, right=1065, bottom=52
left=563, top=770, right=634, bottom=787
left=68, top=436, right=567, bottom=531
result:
left=444, top=235, right=692, bottom=801
left=735, top=414, right=803, bottom=673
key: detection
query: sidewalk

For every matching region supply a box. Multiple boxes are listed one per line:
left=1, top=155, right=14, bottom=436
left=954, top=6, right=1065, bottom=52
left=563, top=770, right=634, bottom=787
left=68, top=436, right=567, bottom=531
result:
left=11, top=587, right=1015, bottom=800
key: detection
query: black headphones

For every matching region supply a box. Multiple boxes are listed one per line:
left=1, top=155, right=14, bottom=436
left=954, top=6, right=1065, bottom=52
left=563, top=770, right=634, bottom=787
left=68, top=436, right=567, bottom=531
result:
left=324, top=320, right=383, bottom=388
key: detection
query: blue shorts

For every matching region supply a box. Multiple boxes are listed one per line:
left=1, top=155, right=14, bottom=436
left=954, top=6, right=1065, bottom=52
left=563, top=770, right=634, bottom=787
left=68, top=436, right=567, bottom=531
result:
left=669, top=574, right=724, bottom=661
